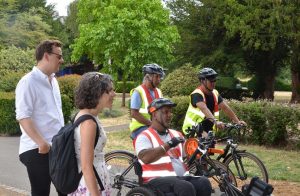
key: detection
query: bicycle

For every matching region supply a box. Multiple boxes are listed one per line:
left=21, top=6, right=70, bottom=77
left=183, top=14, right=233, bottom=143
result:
left=185, top=121, right=269, bottom=190
left=186, top=126, right=273, bottom=196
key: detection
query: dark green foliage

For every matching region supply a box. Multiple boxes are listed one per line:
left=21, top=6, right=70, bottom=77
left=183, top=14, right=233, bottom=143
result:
left=169, top=96, right=190, bottom=131
left=61, top=94, right=73, bottom=124
left=114, top=81, right=139, bottom=93
left=0, top=92, right=20, bottom=135
left=160, top=64, right=198, bottom=97
left=0, top=71, right=25, bottom=92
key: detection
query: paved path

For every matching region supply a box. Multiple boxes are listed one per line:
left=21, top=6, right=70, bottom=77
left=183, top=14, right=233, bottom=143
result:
left=0, top=124, right=129, bottom=196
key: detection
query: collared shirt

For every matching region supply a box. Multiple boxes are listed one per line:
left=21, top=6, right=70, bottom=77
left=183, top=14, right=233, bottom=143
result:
left=15, top=66, right=64, bottom=154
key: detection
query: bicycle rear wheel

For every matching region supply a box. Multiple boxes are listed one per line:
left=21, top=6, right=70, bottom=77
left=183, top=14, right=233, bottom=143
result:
left=224, top=151, right=269, bottom=189
left=105, top=150, right=139, bottom=196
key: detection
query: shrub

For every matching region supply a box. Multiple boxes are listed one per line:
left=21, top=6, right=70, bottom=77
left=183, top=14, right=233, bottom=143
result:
left=61, top=94, right=73, bottom=123
left=0, top=92, right=20, bottom=135
left=57, top=74, right=81, bottom=107
left=160, top=64, right=198, bottom=97
left=0, top=71, right=25, bottom=92
left=114, top=81, right=139, bottom=93
left=170, top=96, right=190, bottom=130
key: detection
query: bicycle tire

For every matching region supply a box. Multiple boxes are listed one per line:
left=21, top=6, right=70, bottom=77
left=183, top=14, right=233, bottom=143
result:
left=189, top=159, right=237, bottom=190
left=224, top=151, right=269, bottom=189
left=126, top=186, right=156, bottom=196
left=105, top=150, right=139, bottom=196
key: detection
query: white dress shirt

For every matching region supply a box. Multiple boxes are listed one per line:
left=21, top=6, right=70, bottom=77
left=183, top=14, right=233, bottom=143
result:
left=15, top=66, right=64, bottom=154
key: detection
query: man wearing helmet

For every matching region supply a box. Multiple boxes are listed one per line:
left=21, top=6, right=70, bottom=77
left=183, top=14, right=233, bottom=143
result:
left=135, top=98, right=212, bottom=196
left=129, top=63, right=165, bottom=139
left=182, top=67, right=246, bottom=135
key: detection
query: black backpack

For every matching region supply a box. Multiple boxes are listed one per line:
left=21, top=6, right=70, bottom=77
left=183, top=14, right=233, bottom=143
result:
left=49, top=114, right=104, bottom=194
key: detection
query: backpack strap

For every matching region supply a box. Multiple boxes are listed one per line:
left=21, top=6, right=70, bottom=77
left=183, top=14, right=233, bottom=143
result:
left=73, top=114, right=105, bottom=190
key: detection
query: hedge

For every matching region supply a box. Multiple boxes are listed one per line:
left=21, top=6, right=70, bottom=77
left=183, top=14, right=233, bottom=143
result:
left=0, top=92, right=19, bottom=135
left=0, top=92, right=74, bottom=135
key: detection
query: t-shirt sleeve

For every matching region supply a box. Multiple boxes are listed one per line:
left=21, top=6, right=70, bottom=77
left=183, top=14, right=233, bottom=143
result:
left=191, top=93, right=204, bottom=107
left=135, top=133, right=153, bottom=156
left=218, top=94, right=223, bottom=104
left=130, top=90, right=142, bottom=109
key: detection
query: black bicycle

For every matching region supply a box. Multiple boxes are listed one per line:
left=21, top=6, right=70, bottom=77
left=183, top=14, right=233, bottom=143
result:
left=185, top=121, right=269, bottom=190
left=186, top=126, right=273, bottom=196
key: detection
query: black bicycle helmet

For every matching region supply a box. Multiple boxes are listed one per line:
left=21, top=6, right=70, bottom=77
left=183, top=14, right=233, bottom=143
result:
left=148, top=98, right=177, bottom=114
left=198, top=67, right=218, bottom=80
left=142, top=63, right=165, bottom=78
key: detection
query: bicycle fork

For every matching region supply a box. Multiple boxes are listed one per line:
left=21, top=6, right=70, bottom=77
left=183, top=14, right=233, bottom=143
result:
left=232, top=153, right=247, bottom=180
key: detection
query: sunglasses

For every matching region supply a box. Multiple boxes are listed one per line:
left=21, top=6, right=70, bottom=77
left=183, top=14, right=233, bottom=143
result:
left=49, top=52, right=63, bottom=60
left=207, top=78, right=217, bottom=83
left=93, top=73, right=114, bottom=93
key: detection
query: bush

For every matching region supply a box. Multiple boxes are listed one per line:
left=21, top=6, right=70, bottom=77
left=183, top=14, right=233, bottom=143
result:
left=0, top=92, right=20, bottom=135
left=61, top=94, right=73, bottom=123
left=170, top=96, right=190, bottom=130
left=114, top=81, right=139, bottom=93
left=223, top=100, right=300, bottom=146
left=169, top=96, right=300, bottom=149
left=0, top=71, right=25, bottom=92
left=57, top=74, right=81, bottom=107
left=160, top=64, right=198, bottom=97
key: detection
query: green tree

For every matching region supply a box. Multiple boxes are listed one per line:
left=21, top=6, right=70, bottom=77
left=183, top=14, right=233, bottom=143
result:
left=72, top=0, right=179, bottom=106
left=0, top=45, right=35, bottom=76
left=224, top=0, right=290, bottom=100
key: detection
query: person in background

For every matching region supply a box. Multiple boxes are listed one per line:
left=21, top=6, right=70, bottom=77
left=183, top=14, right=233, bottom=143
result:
left=135, top=98, right=212, bottom=196
left=129, top=63, right=165, bottom=140
left=70, top=72, right=115, bottom=196
left=15, top=40, right=65, bottom=196
left=182, top=67, right=246, bottom=136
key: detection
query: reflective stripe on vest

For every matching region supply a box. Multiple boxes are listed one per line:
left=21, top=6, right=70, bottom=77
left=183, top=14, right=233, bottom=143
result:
left=138, top=128, right=187, bottom=183
left=182, top=88, right=219, bottom=135
left=129, top=85, right=162, bottom=132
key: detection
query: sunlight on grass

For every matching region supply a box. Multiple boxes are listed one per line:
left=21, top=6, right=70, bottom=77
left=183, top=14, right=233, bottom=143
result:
left=105, top=129, right=134, bottom=153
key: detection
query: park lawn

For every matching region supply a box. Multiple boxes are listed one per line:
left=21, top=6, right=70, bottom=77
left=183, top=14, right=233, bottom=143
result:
left=105, top=129, right=300, bottom=183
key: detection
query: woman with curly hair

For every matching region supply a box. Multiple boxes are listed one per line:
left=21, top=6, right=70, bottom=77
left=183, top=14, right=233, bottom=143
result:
left=70, top=72, right=115, bottom=196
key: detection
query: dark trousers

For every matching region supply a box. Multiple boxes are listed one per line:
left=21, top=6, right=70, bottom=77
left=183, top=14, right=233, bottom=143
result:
left=19, top=148, right=66, bottom=196
left=147, top=176, right=212, bottom=196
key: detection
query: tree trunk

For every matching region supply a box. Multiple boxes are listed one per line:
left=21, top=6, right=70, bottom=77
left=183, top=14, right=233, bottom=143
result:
left=122, top=77, right=126, bottom=107
left=290, top=68, right=300, bottom=103
left=263, top=74, right=275, bottom=100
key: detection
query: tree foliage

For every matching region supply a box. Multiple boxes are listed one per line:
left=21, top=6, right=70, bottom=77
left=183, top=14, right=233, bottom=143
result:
left=0, top=45, right=35, bottom=76
left=72, top=0, right=179, bottom=79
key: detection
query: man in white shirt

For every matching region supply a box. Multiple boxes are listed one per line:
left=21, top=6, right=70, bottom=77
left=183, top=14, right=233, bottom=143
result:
left=15, top=40, right=65, bottom=196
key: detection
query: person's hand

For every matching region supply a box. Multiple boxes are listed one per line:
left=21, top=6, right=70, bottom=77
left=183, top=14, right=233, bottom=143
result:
left=167, top=137, right=185, bottom=148
left=215, top=120, right=225, bottom=130
left=237, top=120, right=247, bottom=126
left=38, top=141, right=50, bottom=154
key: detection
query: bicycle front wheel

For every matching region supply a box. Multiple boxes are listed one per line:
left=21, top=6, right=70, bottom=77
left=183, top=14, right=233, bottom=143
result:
left=105, top=150, right=139, bottom=196
left=224, top=151, right=269, bottom=189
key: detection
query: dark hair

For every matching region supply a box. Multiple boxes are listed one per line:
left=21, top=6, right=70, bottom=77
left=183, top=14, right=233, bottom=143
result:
left=75, top=72, right=113, bottom=109
left=35, top=40, right=62, bottom=61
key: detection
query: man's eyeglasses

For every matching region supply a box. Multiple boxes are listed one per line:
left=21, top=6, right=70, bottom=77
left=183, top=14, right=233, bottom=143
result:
left=49, top=52, right=63, bottom=60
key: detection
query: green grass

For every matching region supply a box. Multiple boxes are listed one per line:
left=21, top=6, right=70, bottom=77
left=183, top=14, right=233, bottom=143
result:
left=104, top=130, right=300, bottom=183
left=99, top=95, right=129, bottom=118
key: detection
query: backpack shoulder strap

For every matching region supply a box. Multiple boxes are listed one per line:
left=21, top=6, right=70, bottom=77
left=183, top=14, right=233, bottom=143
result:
left=73, top=114, right=100, bottom=148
